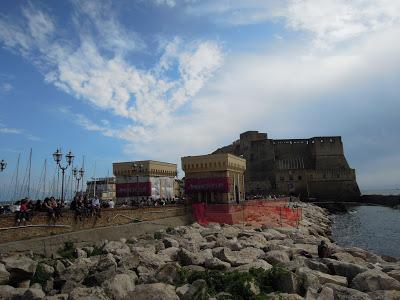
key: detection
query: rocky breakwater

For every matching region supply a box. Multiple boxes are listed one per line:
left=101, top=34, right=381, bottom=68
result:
left=0, top=203, right=400, bottom=299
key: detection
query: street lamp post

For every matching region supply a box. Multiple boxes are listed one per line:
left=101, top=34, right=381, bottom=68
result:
left=0, top=160, right=6, bottom=201
left=72, top=166, right=85, bottom=196
left=132, top=163, right=143, bottom=204
left=53, top=149, right=74, bottom=204
left=0, top=160, right=6, bottom=172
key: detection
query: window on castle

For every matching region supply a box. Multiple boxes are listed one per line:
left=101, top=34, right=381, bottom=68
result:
left=323, top=174, right=326, bottom=179
left=280, top=176, right=284, bottom=181
left=298, top=176, right=302, bottom=180
left=337, top=174, right=340, bottom=178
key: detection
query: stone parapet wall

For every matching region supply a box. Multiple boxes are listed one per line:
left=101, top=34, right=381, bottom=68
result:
left=0, top=205, right=187, bottom=244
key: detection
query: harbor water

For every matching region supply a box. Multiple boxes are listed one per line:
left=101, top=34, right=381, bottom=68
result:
left=331, top=205, right=400, bottom=258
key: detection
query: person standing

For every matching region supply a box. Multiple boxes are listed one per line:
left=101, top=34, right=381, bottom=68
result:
left=108, top=199, right=115, bottom=209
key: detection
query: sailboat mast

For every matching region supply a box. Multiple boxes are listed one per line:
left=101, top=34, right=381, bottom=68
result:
left=93, top=161, right=97, bottom=198
left=81, top=156, right=85, bottom=196
left=27, top=148, right=32, bottom=197
left=43, top=159, right=47, bottom=199
left=13, top=153, right=20, bottom=201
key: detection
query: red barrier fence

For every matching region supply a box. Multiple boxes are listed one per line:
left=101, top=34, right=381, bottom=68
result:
left=192, top=199, right=302, bottom=228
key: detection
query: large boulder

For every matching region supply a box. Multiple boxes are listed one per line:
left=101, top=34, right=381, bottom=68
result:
left=59, top=281, right=84, bottom=294
left=102, top=273, right=135, bottom=300
left=117, top=255, right=139, bottom=271
left=1, top=255, right=37, bottom=284
left=221, top=226, right=240, bottom=238
left=128, top=283, right=179, bottom=300
left=44, top=294, right=69, bottom=300
left=182, top=265, right=206, bottom=278
left=261, top=229, right=287, bottom=240
left=344, top=247, right=384, bottom=264
left=75, top=249, right=88, bottom=259
left=232, top=260, right=273, bottom=273
left=305, top=286, right=334, bottom=300
left=182, top=227, right=205, bottom=244
left=177, top=279, right=208, bottom=300
left=59, top=262, right=89, bottom=283
left=0, top=285, right=16, bottom=300
left=334, top=252, right=367, bottom=265
left=83, top=269, right=119, bottom=287
left=16, top=288, right=46, bottom=300
left=387, top=269, right=400, bottom=282
left=265, top=292, right=303, bottom=300
left=163, top=238, right=179, bottom=248
left=95, top=254, right=118, bottom=272
left=159, top=247, right=180, bottom=261
left=310, top=269, right=348, bottom=287
left=291, top=244, right=318, bottom=256
left=179, top=240, right=200, bottom=253
left=368, top=290, right=400, bottom=300
left=68, top=287, right=110, bottom=300
left=41, top=264, right=55, bottom=275
left=322, top=258, right=368, bottom=282
left=275, top=270, right=299, bottom=294
left=325, top=283, right=371, bottom=300
left=103, top=241, right=131, bottom=256
left=133, top=248, right=166, bottom=271
left=156, top=263, right=182, bottom=285
left=0, top=263, right=10, bottom=285
left=212, top=247, right=237, bottom=265
left=176, top=284, right=190, bottom=299
left=55, top=261, right=66, bottom=275
left=235, top=247, right=265, bottom=266
left=178, top=248, right=205, bottom=266
left=262, top=250, right=291, bottom=265
left=351, top=269, right=400, bottom=292
left=238, top=234, right=268, bottom=249
left=204, top=257, right=231, bottom=270
left=304, top=259, right=330, bottom=274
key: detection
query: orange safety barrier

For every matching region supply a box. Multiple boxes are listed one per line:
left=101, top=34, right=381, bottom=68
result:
left=192, top=199, right=302, bottom=228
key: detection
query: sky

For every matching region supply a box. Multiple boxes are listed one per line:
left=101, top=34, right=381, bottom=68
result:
left=0, top=0, right=400, bottom=200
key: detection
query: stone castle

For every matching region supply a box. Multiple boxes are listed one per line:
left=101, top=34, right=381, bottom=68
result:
left=213, top=131, right=360, bottom=201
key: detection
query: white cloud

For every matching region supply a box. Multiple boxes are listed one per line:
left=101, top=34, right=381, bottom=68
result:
left=71, top=0, right=144, bottom=54
left=0, top=127, right=23, bottom=134
left=0, top=2, right=223, bottom=137
left=0, top=82, right=13, bottom=93
left=0, top=123, right=40, bottom=141
left=153, top=0, right=177, bottom=8
left=183, top=0, right=400, bottom=48
left=285, top=0, right=400, bottom=48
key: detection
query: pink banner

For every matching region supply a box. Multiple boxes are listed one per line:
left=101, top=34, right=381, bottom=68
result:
left=116, top=182, right=151, bottom=197
left=185, top=177, right=230, bottom=193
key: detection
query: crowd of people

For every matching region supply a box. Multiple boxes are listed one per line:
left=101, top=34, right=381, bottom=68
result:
left=136, top=197, right=180, bottom=207
left=69, top=195, right=106, bottom=221
left=0, top=195, right=183, bottom=226
left=0, top=197, right=64, bottom=226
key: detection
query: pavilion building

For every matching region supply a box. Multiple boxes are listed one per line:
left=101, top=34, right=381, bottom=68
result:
left=181, top=153, right=246, bottom=204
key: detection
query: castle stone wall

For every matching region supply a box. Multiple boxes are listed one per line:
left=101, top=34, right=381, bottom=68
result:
left=213, top=131, right=360, bottom=200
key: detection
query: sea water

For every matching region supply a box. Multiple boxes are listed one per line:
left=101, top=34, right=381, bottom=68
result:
left=331, top=205, right=400, bottom=258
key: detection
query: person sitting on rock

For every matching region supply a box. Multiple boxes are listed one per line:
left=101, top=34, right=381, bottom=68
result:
left=318, top=240, right=329, bottom=258
left=318, top=240, right=337, bottom=259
